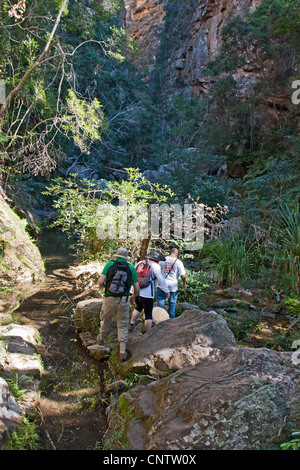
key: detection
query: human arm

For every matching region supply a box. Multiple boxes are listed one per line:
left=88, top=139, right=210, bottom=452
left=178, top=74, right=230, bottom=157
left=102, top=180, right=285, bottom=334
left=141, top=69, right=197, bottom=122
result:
left=154, top=264, right=170, bottom=299
left=130, top=282, right=140, bottom=305
left=178, top=261, right=187, bottom=289
left=98, top=274, right=106, bottom=288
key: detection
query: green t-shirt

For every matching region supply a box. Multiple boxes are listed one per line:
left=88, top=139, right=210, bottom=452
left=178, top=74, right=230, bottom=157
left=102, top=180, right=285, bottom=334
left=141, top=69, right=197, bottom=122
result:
left=102, top=258, right=139, bottom=296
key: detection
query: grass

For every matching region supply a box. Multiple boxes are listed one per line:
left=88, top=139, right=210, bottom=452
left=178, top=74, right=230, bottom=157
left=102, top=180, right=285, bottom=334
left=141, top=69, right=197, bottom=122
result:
left=201, top=235, right=254, bottom=286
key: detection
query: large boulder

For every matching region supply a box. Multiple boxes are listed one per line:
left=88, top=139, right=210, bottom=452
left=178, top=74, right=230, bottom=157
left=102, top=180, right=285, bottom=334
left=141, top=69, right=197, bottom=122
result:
left=0, top=377, right=23, bottom=450
left=0, top=324, right=43, bottom=377
left=125, top=309, right=236, bottom=376
left=0, top=192, right=45, bottom=316
left=0, top=324, right=42, bottom=449
left=108, top=347, right=299, bottom=450
left=73, top=298, right=103, bottom=332
left=152, top=307, right=169, bottom=325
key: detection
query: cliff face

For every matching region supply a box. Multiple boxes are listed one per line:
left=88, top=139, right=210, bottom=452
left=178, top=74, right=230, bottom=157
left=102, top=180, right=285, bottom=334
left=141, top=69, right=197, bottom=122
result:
left=0, top=190, right=45, bottom=319
left=124, top=0, right=167, bottom=74
left=124, top=0, right=261, bottom=95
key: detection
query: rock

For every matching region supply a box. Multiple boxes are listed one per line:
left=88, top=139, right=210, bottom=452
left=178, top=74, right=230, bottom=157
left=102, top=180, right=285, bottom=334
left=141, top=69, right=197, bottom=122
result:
left=223, top=287, right=239, bottom=298
left=78, top=331, right=97, bottom=348
left=152, top=307, right=169, bottom=325
left=0, top=313, right=14, bottom=326
left=211, top=289, right=224, bottom=295
left=0, top=192, right=45, bottom=314
left=124, top=310, right=236, bottom=376
left=70, top=262, right=105, bottom=294
left=0, top=325, right=43, bottom=378
left=217, top=216, right=248, bottom=238
left=87, top=344, right=110, bottom=360
left=239, top=288, right=253, bottom=296
left=0, top=324, right=40, bottom=345
left=110, top=347, right=299, bottom=450
left=74, top=298, right=103, bottom=332
left=0, top=377, right=23, bottom=450
left=105, top=380, right=128, bottom=396
left=213, top=299, right=255, bottom=310
left=176, top=302, right=200, bottom=310
left=261, top=312, right=276, bottom=319
left=142, top=170, right=165, bottom=182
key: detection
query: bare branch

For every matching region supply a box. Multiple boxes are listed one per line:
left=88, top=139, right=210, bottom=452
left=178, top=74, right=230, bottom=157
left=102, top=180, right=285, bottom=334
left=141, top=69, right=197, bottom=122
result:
left=0, top=0, right=69, bottom=130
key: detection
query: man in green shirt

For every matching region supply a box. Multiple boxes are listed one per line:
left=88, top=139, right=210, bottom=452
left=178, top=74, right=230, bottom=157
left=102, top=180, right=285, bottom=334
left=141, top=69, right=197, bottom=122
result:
left=97, top=247, right=139, bottom=362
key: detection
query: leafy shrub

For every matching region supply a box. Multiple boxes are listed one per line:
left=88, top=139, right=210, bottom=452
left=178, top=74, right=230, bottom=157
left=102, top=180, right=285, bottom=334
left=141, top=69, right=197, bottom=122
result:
left=273, top=203, right=300, bottom=294
left=177, top=269, right=212, bottom=305
left=200, top=236, right=255, bottom=286
left=284, top=297, right=300, bottom=316
left=220, top=310, right=262, bottom=342
left=5, top=417, right=40, bottom=450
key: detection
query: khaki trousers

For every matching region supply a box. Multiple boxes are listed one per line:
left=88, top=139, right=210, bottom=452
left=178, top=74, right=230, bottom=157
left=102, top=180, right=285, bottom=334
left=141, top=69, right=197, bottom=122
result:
left=99, top=296, right=130, bottom=344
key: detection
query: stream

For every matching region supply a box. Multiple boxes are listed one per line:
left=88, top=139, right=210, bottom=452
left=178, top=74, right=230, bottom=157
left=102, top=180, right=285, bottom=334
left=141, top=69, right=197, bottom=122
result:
left=15, top=229, right=108, bottom=450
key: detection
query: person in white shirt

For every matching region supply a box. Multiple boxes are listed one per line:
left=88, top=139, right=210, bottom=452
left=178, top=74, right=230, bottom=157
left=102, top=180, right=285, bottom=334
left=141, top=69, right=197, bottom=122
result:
left=130, top=250, right=170, bottom=333
left=157, top=247, right=187, bottom=318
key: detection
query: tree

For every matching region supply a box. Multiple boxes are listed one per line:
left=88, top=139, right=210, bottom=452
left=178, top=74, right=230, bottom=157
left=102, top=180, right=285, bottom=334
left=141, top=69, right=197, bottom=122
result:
left=0, top=0, right=68, bottom=130
left=44, top=168, right=175, bottom=260
left=0, top=0, right=123, bottom=176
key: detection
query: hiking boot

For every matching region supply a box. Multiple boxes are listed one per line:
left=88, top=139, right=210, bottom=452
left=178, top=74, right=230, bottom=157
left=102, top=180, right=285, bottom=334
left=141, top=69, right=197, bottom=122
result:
left=129, top=322, right=135, bottom=332
left=97, top=335, right=104, bottom=345
left=119, top=351, right=130, bottom=362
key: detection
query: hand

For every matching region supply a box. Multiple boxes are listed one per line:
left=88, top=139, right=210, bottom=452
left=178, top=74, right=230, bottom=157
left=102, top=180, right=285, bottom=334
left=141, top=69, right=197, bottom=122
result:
left=167, top=292, right=170, bottom=300
left=183, top=283, right=187, bottom=290
left=130, top=295, right=135, bottom=306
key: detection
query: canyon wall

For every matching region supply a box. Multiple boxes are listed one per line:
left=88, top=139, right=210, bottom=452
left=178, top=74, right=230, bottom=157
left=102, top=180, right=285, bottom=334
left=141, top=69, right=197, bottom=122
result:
left=124, top=0, right=261, bottom=96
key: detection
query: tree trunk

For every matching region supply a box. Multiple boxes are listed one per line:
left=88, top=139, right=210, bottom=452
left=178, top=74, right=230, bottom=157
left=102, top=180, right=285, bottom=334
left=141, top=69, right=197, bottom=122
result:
left=139, top=234, right=151, bottom=261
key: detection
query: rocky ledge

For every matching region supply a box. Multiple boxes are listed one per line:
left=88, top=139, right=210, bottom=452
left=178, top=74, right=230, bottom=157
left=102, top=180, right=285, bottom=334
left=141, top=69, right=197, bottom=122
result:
left=73, top=295, right=299, bottom=450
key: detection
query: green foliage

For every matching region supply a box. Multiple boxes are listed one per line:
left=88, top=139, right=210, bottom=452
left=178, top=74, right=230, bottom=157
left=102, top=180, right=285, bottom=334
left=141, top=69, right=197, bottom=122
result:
left=200, top=236, right=255, bottom=286
left=273, top=203, right=300, bottom=293
left=220, top=310, right=262, bottom=343
left=280, top=391, right=300, bottom=450
left=5, top=417, right=40, bottom=450
left=242, top=153, right=300, bottom=210
left=202, top=0, right=300, bottom=204
left=0, top=0, right=148, bottom=175
left=280, top=432, right=300, bottom=450
left=178, top=270, right=212, bottom=305
left=44, top=168, right=174, bottom=258
left=6, top=373, right=30, bottom=401
left=62, top=89, right=107, bottom=154
left=284, top=297, right=300, bottom=316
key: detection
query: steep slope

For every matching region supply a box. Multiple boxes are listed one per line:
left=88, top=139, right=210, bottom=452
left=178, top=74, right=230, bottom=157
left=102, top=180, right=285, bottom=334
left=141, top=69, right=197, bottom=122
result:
left=125, top=0, right=261, bottom=95
left=0, top=189, right=44, bottom=319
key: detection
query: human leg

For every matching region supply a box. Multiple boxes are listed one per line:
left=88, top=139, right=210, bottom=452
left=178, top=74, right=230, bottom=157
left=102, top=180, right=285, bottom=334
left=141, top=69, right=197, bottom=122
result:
left=168, top=290, right=178, bottom=318
left=129, top=295, right=143, bottom=329
left=97, top=297, right=117, bottom=344
left=116, top=297, right=130, bottom=345
left=143, top=297, right=154, bottom=333
left=156, top=287, right=166, bottom=309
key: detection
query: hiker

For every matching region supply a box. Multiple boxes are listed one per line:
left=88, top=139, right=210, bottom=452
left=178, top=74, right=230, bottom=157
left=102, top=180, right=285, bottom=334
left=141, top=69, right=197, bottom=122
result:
left=156, top=247, right=187, bottom=318
left=130, top=250, right=170, bottom=333
left=97, top=247, right=140, bottom=361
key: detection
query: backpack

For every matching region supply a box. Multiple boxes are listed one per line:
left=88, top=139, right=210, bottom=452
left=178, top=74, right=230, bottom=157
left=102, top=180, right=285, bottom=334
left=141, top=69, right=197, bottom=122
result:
left=105, top=260, right=132, bottom=298
left=136, top=260, right=153, bottom=289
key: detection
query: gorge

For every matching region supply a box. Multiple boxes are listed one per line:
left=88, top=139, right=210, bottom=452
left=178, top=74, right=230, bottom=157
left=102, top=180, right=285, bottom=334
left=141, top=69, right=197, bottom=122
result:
left=0, top=0, right=299, bottom=452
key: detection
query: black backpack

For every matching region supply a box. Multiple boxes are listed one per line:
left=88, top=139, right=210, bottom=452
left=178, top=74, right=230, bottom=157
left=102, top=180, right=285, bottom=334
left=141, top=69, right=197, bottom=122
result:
left=105, top=260, right=132, bottom=298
